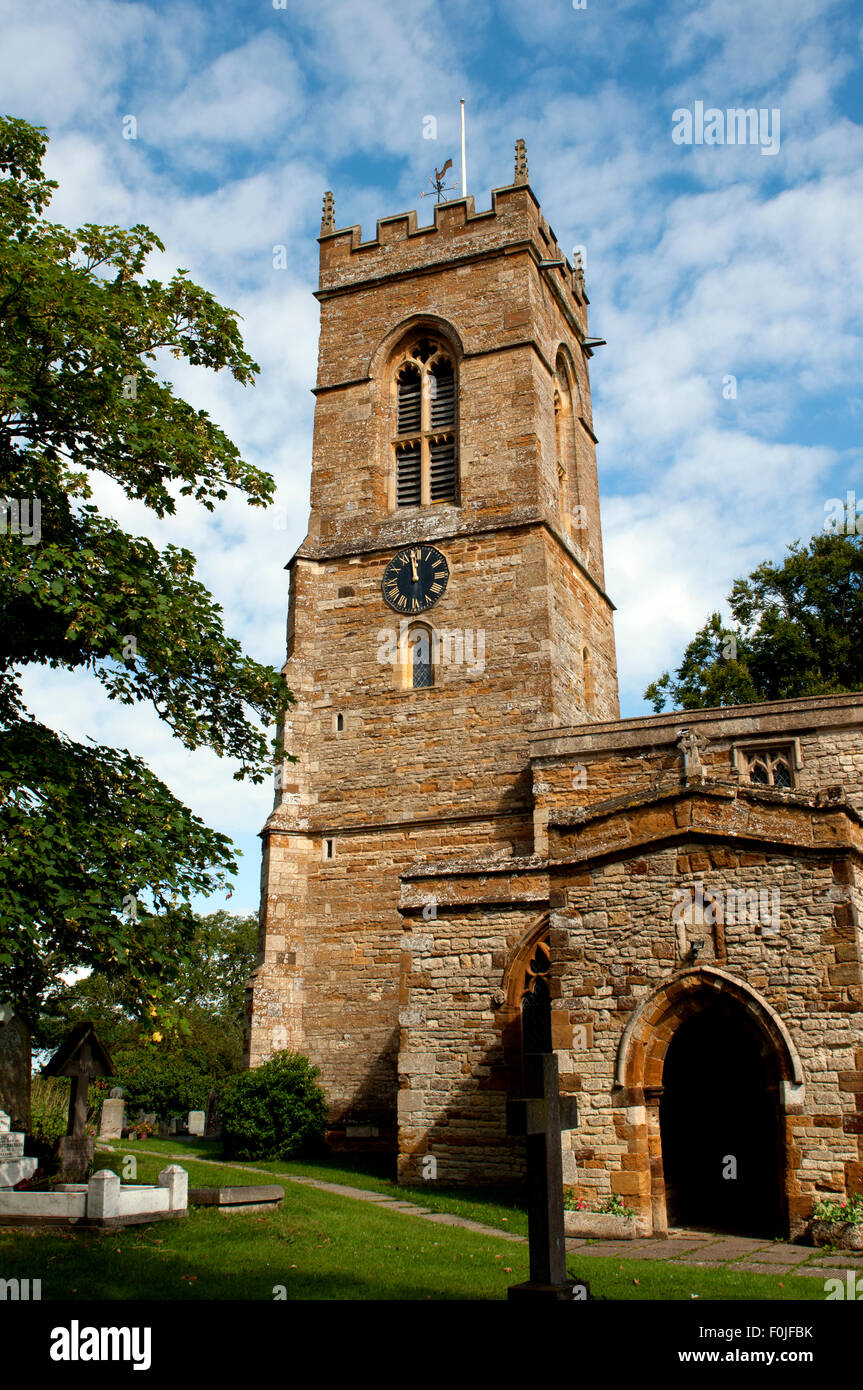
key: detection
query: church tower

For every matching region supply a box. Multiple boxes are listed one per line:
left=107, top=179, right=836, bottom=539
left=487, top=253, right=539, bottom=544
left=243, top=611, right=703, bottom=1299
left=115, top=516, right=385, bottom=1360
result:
left=246, top=142, right=619, bottom=1145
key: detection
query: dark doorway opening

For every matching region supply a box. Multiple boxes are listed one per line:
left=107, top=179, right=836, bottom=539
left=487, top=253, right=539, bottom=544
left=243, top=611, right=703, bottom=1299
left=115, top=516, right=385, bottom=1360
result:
left=522, top=975, right=552, bottom=1054
left=659, top=999, right=784, bottom=1237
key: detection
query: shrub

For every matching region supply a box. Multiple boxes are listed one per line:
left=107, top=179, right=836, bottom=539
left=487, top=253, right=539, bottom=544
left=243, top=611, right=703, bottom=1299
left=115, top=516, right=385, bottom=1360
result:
left=29, top=1076, right=70, bottom=1145
left=220, top=1051, right=328, bottom=1161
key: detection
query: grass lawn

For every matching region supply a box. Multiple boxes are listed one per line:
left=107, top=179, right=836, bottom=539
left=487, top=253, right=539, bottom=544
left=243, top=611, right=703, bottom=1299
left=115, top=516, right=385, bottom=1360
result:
left=0, top=1149, right=829, bottom=1301
left=104, top=1138, right=529, bottom=1235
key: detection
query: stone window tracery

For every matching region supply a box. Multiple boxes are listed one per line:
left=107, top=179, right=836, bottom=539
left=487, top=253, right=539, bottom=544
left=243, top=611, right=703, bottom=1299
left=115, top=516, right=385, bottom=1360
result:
left=520, top=935, right=552, bottom=1054
left=736, top=744, right=797, bottom=789
left=394, top=337, right=458, bottom=507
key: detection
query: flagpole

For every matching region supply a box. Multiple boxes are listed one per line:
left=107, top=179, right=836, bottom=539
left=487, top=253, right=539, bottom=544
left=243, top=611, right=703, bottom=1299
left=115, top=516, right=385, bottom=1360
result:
left=460, top=99, right=467, bottom=197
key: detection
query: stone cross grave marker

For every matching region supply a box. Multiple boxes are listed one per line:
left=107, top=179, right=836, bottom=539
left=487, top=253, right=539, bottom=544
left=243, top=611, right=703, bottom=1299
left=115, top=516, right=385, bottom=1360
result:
left=44, top=1023, right=115, bottom=1180
left=506, top=1051, right=587, bottom=1300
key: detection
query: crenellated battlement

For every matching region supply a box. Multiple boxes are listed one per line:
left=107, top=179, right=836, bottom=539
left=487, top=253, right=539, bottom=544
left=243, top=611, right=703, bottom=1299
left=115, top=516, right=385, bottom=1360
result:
left=317, top=141, right=587, bottom=307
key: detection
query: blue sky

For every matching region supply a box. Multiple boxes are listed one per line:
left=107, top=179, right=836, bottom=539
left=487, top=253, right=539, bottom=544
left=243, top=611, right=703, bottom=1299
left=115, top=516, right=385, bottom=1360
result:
left=3, top=0, right=862, bottom=912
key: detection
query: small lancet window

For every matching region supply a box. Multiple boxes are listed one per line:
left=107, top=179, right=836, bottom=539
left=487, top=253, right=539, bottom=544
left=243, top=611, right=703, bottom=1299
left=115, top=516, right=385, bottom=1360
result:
left=410, top=627, right=433, bottom=689
left=582, top=645, right=594, bottom=714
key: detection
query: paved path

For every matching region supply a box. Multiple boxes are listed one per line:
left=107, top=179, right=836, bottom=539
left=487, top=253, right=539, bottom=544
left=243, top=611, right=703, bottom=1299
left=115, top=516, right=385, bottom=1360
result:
left=565, top=1229, right=863, bottom=1279
left=103, top=1146, right=860, bottom=1274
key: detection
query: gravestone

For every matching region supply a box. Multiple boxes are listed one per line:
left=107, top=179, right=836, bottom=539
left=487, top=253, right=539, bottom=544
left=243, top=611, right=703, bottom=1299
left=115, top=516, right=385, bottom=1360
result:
left=44, top=1023, right=115, bottom=1181
left=187, top=1110, right=205, bottom=1137
left=99, top=1097, right=124, bottom=1140
left=204, top=1088, right=221, bottom=1138
left=0, top=1110, right=37, bottom=1189
left=0, top=1004, right=32, bottom=1133
left=506, top=1051, right=588, bottom=1300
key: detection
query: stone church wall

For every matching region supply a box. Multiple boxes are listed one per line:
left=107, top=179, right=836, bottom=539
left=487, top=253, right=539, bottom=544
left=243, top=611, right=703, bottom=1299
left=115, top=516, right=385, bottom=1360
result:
left=553, top=845, right=862, bottom=1235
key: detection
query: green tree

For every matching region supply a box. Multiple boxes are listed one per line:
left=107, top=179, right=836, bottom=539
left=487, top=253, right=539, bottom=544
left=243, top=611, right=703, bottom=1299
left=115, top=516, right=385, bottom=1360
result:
left=645, top=532, right=863, bottom=712
left=35, top=912, right=259, bottom=1118
left=0, top=116, right=289, bottom=1022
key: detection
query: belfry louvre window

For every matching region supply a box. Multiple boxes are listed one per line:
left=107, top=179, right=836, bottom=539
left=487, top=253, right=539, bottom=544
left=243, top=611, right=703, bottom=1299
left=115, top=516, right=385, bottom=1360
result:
left=394, top=338, right=458, bottom=507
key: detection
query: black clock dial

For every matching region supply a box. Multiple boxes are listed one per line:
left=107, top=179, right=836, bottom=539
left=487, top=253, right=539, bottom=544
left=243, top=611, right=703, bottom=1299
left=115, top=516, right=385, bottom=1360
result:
left=382, top=545, right=449, bottom=614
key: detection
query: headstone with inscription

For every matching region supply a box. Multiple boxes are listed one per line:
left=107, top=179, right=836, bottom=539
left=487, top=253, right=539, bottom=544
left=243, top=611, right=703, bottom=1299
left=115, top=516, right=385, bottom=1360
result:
left=99, top=1097, right=124, bottom=1140
left=187, top=1110, right=205, bottom=1137
left=0, top=1110, right=37, bottom=1189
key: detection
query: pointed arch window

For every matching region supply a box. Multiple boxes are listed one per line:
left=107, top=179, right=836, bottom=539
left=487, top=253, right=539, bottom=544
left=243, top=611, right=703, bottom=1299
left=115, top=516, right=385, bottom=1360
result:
left=398, top=623, right=435, bottom=690
left=553, top=352, right=579, bottom=535
left=394, top=337, right=458, bottom=507
left=520, top=935, right=552, bottom=1054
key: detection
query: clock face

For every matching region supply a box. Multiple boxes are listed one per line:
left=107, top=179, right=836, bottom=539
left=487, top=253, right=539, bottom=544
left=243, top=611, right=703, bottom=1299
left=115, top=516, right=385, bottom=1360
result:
left=382, top=545, right=449, bottom=614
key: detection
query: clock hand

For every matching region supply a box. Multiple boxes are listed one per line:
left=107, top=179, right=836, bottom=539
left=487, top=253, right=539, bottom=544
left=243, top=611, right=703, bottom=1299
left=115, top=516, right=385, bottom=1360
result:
left=410, top=551, right=419, bottom=583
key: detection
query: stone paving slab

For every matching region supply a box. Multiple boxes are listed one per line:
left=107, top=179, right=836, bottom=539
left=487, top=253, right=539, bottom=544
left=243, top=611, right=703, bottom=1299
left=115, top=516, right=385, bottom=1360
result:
left=376, top=1201, right=433, bottom=1214
left=581, top=1240, right=699, bottom=1261
left=804, top=1253, right=863, bottom=1267
left=678, top=1238, right=771, bottom=1262
left=744, top=1245, right=817, bottom=1265
left=419, top=1211, right=525, bottom=1240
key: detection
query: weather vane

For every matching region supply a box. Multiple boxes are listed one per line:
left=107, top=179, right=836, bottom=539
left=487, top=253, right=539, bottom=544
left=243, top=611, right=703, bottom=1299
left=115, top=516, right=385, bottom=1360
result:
left=420, top=99, right=469, bottom=205
left=421, top=158, right=457, bottom=204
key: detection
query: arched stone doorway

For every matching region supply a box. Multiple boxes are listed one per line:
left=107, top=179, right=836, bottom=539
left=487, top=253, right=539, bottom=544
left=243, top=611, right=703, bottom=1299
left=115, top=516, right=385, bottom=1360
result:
left=659, top=997, right=783, bottom=1236
left=615, top=968, right=804, bottom=1237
